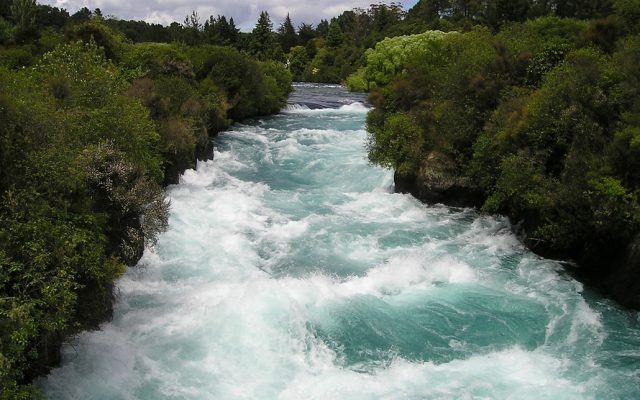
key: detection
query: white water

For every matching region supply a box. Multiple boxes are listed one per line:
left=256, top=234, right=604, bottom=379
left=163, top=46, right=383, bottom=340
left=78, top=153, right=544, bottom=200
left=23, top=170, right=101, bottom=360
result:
left=40, top=84, right=640, bottom=399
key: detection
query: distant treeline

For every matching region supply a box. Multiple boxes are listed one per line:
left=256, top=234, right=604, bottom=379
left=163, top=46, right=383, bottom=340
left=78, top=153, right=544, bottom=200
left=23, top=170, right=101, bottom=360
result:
left=1, top=1, right=630, bottom=85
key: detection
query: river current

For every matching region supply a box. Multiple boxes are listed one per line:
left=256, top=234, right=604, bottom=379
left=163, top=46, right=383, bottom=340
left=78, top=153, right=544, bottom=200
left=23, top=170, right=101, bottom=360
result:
left=41, top=84, right=640, bottom=399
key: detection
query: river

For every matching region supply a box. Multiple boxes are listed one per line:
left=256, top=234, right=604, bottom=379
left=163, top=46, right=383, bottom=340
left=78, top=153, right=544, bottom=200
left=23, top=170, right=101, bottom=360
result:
left=41, top=84, right=640, bottom=399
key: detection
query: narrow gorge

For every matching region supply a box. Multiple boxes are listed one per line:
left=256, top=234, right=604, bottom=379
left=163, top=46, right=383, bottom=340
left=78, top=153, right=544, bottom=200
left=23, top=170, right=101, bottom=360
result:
left=40, top=84, right=640, bottom=399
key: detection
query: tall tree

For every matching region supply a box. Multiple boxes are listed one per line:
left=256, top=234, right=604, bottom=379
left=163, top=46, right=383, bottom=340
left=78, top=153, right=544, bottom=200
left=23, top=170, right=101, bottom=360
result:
left=10, top=0, right=37, bottom=43
left=10, top=0, right=36, bottom=31
left=70, top=6, right=92, bottom=23
left=298, top=22, right=316, bottom=44
left=182, top=10, right=202, bottom=45
left=287, top=45, right=309, bottom=80
left=484, top=0, right=531, bottom=29
left=278, top=13, right=297, bottom=52
left=35, top=4, right=69, bottom=28
left=316, top=19, right=329, bottom=37
left=250, top=11, right=278, bottom=60
left=227, top=17, right=239, bottom=44
left=326, top=19, right=343, bottom=47
left=407, top=0, right=453, bottom=24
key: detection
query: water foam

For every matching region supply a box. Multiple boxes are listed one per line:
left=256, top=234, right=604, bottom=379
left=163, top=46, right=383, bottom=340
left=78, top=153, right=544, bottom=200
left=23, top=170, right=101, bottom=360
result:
left=284, top=102, right=370, bottom=114
left=40, top=84, right=640, bottom=400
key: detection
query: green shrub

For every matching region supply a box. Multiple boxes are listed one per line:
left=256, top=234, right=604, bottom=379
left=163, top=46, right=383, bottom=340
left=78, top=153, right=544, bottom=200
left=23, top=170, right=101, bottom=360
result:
left=345, top=67, right=369, bottom=91
left=65, top=18, right=127, bottom=61
left=367, top=111, right=424, bottom=174
left=0, top=45, right=35, bottom=68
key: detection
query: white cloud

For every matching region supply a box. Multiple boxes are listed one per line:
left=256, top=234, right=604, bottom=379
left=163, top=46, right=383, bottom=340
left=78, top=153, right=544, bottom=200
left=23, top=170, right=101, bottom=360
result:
left=38, top=0, right=418, bottom=30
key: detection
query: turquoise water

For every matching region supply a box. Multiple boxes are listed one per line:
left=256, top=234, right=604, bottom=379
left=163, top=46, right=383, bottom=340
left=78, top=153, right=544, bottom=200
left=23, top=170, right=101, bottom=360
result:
left=41, top=84, right=640, bottom=399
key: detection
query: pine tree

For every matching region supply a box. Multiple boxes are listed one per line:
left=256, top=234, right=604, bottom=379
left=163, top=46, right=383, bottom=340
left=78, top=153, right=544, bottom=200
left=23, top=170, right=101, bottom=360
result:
left=228, top=17, right=239, bottom=45
left=278, top=13, right=297, bottom=52
left=326, top=19, right=343, bottom=47
left=182, top=10, right=202, bottom=45
left=251, top=11, right=276, bottom=60
left=316, top=19, right=329, bottom=37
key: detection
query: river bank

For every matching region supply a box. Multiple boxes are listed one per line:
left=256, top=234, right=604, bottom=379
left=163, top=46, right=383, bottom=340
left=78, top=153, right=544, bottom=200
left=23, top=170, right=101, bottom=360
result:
left=393, top=169, right=640, bottom=309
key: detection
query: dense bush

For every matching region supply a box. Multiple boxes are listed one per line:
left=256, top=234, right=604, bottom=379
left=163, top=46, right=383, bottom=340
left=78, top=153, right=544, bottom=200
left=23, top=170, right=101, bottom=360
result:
left=0, top=14, right=291, bottom=398
left=0, top=41, right=167, bottom=398
left=122, top=42, right=290, bottom=182
left=358, top=13, right=640, bottom=279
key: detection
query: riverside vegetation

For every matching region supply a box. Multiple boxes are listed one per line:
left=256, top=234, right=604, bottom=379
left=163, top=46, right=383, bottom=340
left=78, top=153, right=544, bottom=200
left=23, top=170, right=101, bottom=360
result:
left=0, top=2, right=291, bottom=397
left=2, top=0, right=640, bottom=397
left=348, top=1, right=640, bottom=308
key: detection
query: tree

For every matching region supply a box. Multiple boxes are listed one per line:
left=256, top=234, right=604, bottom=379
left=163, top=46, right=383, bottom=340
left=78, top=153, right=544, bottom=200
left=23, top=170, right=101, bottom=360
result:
left=10, top=0, right=37, bottom=43
left=287, top=45, right=309, bottom=80
left=278, top=13, right=297, bottom=52
left=184, top=10, right=202, bottom=30
left=182, top=10, right=202, bottom=45
left=316, top=19, right=329, bottom=36
left=35, top=4, right=69, bottom=29
left=70, top=6, right=92, bottom=23
left=227, top=17, right=239, bottom=44
left=298, top=22, right=316, bottom=44
left=250, top=11, right=278, bottom=60
left=326, top=19, right=343, bottom=47
left=203, top=14, right=239, bottom=46
left=613, top=0, right=640, bottom=32
left=407, top=0, right=453, bottom=24
left=484, top=0, right=531, bottom=29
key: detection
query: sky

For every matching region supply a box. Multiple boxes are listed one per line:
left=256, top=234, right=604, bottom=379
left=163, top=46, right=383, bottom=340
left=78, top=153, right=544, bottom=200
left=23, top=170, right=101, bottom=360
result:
left=39, top=0, right=419, bottom=31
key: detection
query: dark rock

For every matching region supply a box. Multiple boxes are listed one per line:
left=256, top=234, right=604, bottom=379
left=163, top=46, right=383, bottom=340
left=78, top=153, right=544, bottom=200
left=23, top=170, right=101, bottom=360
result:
left=394, top=151, right=485, bottom=208
left=26, top=331, right=65, bottom=381
left=163, top=137, right=215, bottom=185
left=604, top=236, right=640, bottom=308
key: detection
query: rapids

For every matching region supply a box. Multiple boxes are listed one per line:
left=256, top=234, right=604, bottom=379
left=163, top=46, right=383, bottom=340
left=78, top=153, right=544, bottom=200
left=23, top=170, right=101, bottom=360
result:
left=40, top=84, right=640, bottom=399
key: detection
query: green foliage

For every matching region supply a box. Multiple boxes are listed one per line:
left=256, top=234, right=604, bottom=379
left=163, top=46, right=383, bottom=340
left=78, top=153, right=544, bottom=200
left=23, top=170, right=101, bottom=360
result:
left=497, top=16, right=588, bottom=55
left=525, top=42, right=571, bottom=86
left=0, top=45, right=35, bottom=68
left=586, top=176, right=638, bottom=240
left=37, top=27, right=64, bottom=52
left=122, top=42, right=193, bottom=79
left=305, top=47, right=338, bottom=82
left=0, top=11, right=292, bottom=395
left=277, top=14, right=297, bottom=52
left=202, top=44, right=291, bottom=119
left=360, top=30, right=454, bottom=86
left=362, top=11, right=640, bottom=268
left=613, top=0, right=640, bottom=33
left=250, top=11, right=283, bottom=61
left=64, top=18, right=127, bottom=61
left=287, top=45, right=309, bottom=81
left=345, top=67, right=369, bottom=91
left=10, top=0, right=37, bottom=43
left=367, top=111, right=424, bottom=174
left=326, top=20, right=343, bottom=47
left=36, top=40, right=122, bottom=108
left=260, top=60, right=293, bottom=112
left=611, top=127, right=640, bottom=186
left=0, top=17, right=13, bottom=45
left=204, top=15, right=239, bottom=47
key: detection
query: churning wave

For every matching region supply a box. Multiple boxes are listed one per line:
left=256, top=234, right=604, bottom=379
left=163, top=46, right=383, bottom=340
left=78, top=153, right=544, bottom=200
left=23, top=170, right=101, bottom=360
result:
left=40, top=85, right=640, bottom=400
